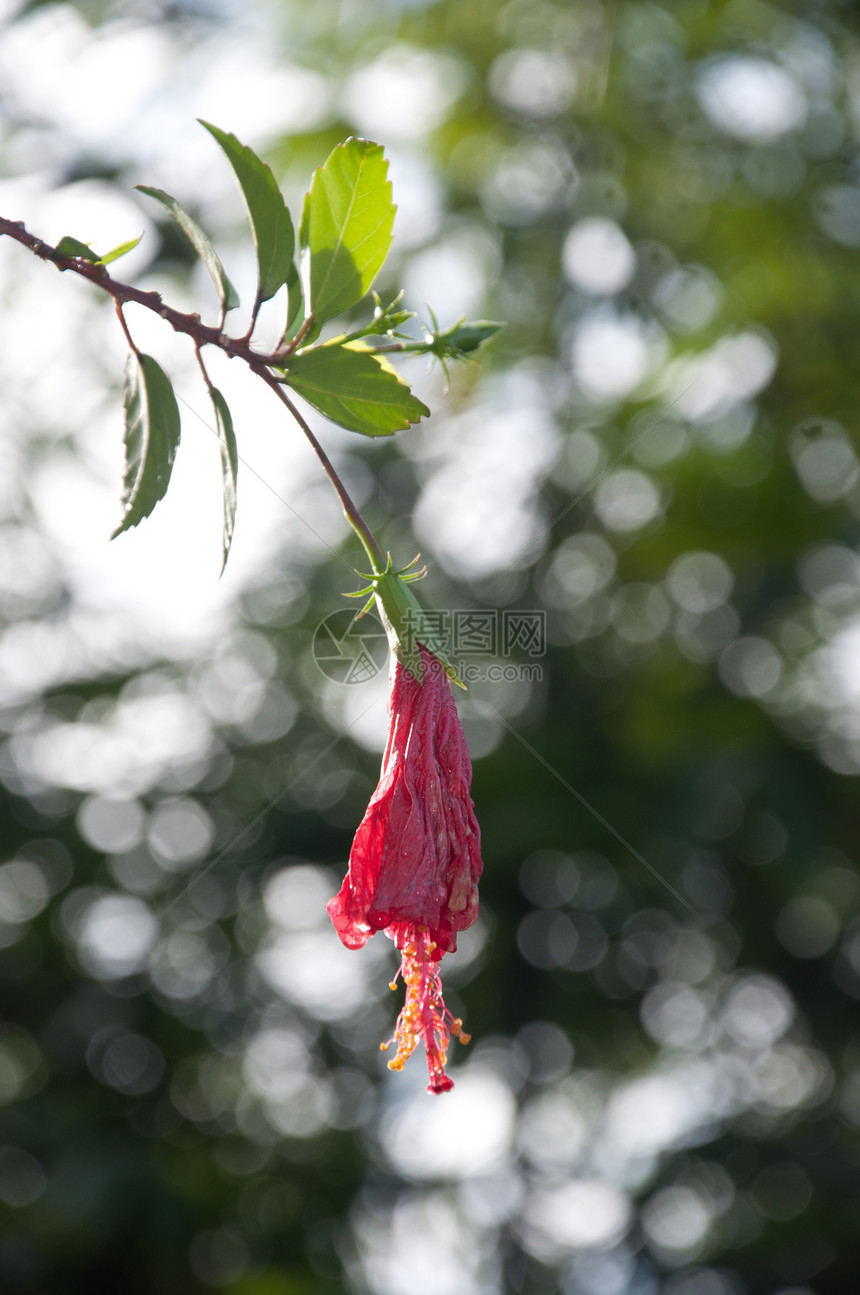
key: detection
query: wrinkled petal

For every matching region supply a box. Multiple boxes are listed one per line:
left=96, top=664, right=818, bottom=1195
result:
left=327, top=646, right=482, bottom=955
left=327, top=644, right=483, bottom=1091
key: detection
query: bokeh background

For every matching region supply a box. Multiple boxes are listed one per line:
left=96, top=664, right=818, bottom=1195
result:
left=2, top=0, right=860, bottom=1292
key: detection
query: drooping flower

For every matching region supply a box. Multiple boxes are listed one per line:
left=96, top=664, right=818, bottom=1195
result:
left=327, top=642, right=483, bottom=1093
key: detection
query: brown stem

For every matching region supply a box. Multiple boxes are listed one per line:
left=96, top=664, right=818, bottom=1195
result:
left=271, top=311, right=316, bottom=361
left=0, top=217, right=288, bottom=368
left=114, top=300, right=138, bottom=353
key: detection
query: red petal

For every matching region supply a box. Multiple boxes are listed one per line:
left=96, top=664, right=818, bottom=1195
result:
left=327, top=646, right=482, bottom=955
left=327, top=644, right=483, bottom=1091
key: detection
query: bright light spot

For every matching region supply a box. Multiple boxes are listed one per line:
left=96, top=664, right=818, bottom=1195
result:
left=653, top=265, right=723, bottom=332
left=359, top=1192, right=490, bottom=1295
left=413, top=372, right=559, bottom=578
left=75, top=894, right=158, bottom=979
left=0, top=616, right=72, bottom=705
left=481, top=139, right=571, bottom=224
left=386, top=151, right=444, bottom=249
left=87, top=1026, right=165, bottom=1096
left=458, top=1169, right=524, bottom=1227
left=0, top=9, right=173, bottom=151
left=632, top=420, right=688, bottom=469
left=572, top=312, right=661, bottom=400
left=721, top=974, right=794, bottom=1048
left=827, top=621, right=860, bottom=702
left=541, top=533, right=616, bottom=609
left=557, top=428, right=606, bottom=488
left=719, top=636, right=782, bottom=698
left=0, top=525, right=59, bottom=615
left=77, top=796, right=145, bottom=854
left=568, top=1249, right=635, bottom=1295
left=404, top=224, right=499, bottom=322
left=196, top=51, right=332, bottom=138
left=0, top=860, right=50, bottom=925
left=667, top=552, right=734, bottom=614
left=669, top=331, right=777, bottom=423
left=24, top=692, right=213, bottom=796
left=515, top=1018, right=575, bottom=1080
left=697, top=56, right=806, bottom=142
left=244, top=1027, right=311, bottom=1100
left=612, top=583, right=671, bottom=644
left=344, top=45, right=467, bottom=141
left=263, top=864, right=337, bottom=931
left=563, top=218, right=635, bottom=295
left=814, top=185, right=860, bottom=247
left=518, top=910, right=593, bottom=969
left=150, top=931, right=226, bottom=999
left=594, top=470, right=662, bottom=533
left=256, top=930, right=379, bottom=1020
left=790, top=420, right=859, bottom=503
left=642, top=1184, right=711, bottom=1255
left=541, top=530, right=613, bottom=611
left=797, top=543, right=859, bottom=605
left=147, top=798, right=214, bottom=869
left=384, top=1068, right=515, bottom=1179
left=606, top=1072, right=706, bottom=1156
left=520, top=1179, right=631, bottom=1256
left=519, top=1084, right=589, bottom=1169
left=490, top=49, right=577, bottom=118
left=321, top=668, right=389, bottom=755
left=750, top=1043, right=832, bottom=1112
left=642, top=983, right=714, bottom=1049
left=242, top=1030, right=338, bottom=1134
left=194, top=634, right=276, bottom=724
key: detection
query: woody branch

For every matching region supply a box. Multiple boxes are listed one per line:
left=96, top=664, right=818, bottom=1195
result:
left=0, top=216, right=304, bottom=366
left=0, top=214, right=384, bottom=570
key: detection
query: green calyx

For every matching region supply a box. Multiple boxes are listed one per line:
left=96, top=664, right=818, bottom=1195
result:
left=425, top=315, right=505, bottom=359
left=386, top=309, right=504, bottom=386
left=345, top=553, right=465, bottom=688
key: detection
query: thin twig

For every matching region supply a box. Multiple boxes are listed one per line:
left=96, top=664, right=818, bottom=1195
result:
left=114, top=300, right=138, bottom=354
left=0, top=217, right=295, bottom=369
left=1, top=214, right=387, bottom=573
left=251, top=359, right=384, bottom=571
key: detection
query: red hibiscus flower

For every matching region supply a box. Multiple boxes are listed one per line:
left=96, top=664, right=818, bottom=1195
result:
left=327, top=643, right=483, bottom=1093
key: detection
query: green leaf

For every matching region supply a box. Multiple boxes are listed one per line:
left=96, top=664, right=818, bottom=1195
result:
left=283, top=341, right=429, bottom=437
left=136, top=185, right=239, bottom=312
left=210, top=386, right=238, bottom=573
left=97, top=234, right=143, bottom=266
left=284, top=259, right=303, bottom=340
left=56, top=233, right=144, bottom=266
left=299, top=138, right=395, bottom=324
left=111, top=352, right=181, bottom=538
left=55, top=235, right=100, bottom=262
left=199, top=120, right=294, bottom=304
